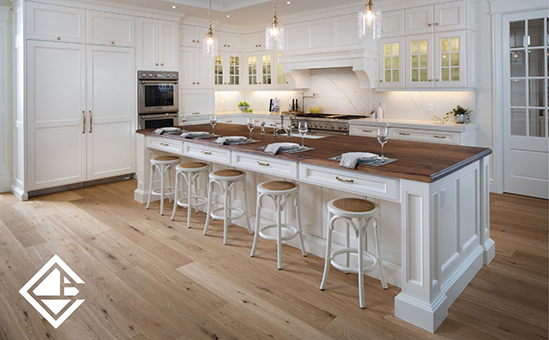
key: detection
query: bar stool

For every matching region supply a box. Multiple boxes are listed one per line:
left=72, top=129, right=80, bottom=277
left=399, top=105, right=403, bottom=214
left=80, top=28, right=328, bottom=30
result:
left=320, top=197, right=388, bottom=309
left=146, top=155, right=179, bottom=215
left=203, top=169, right=252, bottom=244
left=250, top=181, right=307, bottom=270
left=170, top=162, right=209, bottom=228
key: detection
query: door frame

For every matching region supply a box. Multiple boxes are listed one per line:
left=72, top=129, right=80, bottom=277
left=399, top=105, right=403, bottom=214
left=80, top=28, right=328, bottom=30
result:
left=491, top=1, right=549, bottom=194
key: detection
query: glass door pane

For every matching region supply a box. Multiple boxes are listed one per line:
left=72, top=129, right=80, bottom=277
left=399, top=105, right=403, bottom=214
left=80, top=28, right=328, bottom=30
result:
left=248, top=56, right=257, bottom=85
left=262, top=54, right=271, bottom=85
left=410, top=39, right=429, bottom=83
left=214, top=55, right=223, bottom=85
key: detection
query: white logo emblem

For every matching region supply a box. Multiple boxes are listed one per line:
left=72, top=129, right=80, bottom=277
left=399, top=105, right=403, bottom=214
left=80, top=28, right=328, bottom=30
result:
left=19, top=255, right=85, bottom=328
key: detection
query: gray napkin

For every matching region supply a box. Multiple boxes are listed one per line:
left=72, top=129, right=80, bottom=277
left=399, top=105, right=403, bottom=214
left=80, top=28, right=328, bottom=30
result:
left=339, top=152, right=379, bottom=169
left=181, top=131, right=208, bottom=138
left=264, top=143, right=300, bottom=155
left=215, top=136, right=247, bottom=144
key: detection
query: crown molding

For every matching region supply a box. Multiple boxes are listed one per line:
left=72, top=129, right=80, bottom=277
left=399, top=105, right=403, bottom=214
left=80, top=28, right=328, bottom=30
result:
left=487, top=0, right=548, bottom=14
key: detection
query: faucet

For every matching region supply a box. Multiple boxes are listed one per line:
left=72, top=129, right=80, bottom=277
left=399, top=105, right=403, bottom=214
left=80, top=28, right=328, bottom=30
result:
left=271, top=123, right=281, bottom=136
left=302, top=92, right=318, bottom=114
left=261, top=121, right=266, bottom=135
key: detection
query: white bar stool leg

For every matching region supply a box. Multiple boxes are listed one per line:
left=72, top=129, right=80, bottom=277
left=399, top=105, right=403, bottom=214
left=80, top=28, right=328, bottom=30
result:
left=250, top=193, right=262, bottom=257
left=295, top=194, right=307, bottom=256
left=167, top=165, right=173, bottom=204
left=186, top=172, right=193, bottom=229
left=203, top=179, right=214, bottom=235
left=320, top=211, right=333, bottom=291
left=223, top=182, right=229, bottom=245
left=374, top=218, right=388, bottom=289
left=358, top=225, right=365, bottom=309
left=146, top=163, right=155, bottom=210
left=170, top=171, right=180, bottom=221
left=159, top=164, right=166, bottom=215
left=276, top=195, right=282, bottom=270
left=242, top=179, right=253, bottom=234
left=345, top=222, right=350, bottom=273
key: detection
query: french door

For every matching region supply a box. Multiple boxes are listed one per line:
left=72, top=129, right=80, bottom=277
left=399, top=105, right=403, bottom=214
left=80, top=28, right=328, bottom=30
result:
left=503, top=12, right=549, bottom=199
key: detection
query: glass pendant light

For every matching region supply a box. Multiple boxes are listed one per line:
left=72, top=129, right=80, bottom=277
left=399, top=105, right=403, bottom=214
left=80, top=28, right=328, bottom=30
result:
left=203, top=0, right=218, bottom=57
left=358, top=0, right=382, bottom=39
left=265, top=0, right=285, bottom=50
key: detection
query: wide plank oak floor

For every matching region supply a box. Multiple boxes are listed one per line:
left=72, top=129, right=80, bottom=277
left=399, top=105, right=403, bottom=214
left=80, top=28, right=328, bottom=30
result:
left=0, top=179, right=547, bottom=340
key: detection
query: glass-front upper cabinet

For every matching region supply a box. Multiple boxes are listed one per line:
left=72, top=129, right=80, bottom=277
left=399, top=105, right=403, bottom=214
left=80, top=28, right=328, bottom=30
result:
left=379, top=38, right=405, bottom=88
left=246, top=53, right=274, bottom=89
left=248, top=55, right=258, bottom=87
left=276, top=54, right=289, bottom=87
left=214, top=55, right=223, bottom=86
left=228, top=55, right=240, bottom=86
left=214, top=54, right=242, bottom=89
left=405, top=34, right=433, bottom=88
left=434, top=31, right=466, bottom=87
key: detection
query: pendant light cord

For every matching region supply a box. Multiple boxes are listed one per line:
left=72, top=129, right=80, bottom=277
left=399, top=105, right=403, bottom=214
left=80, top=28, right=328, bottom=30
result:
left=208, top=0, right=213, bottom=35
left=273, top=0, right=277, bottom=25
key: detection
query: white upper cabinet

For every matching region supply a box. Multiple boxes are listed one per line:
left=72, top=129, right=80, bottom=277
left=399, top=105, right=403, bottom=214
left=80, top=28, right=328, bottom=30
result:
left=286, top=24, right=308, bottom=51
left=87, top=11, right=135, bottom=47
left=379, top=37, right=405, bottom=88
left=27, top=2, right=86, bottom=43
left=244, top=32, right=265, bottom=52
left=180, top=24, right=208, bottom=48
left=405, top=2, right=466, bottom=35
left=381, top=10, right=405, bottom=37
left=180, top=47, right=213, bottom=89
left=219, top=32, right=243, bottom=52
left=138, top=18, right=179, bottom=71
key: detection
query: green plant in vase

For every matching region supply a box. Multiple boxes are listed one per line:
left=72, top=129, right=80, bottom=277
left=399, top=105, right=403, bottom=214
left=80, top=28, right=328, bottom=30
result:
left=444, top=105, right=472, bottom=124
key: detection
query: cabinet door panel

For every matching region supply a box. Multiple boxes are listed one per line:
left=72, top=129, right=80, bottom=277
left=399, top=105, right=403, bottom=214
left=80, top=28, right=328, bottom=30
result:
left=87, top=11, right=135, bottom=47
left=27, top=41, right=86, bottom=189
left=180, top=47, right=195, bottom=88
left=434, top=31, right=466, bottom=88
left=196, top=50, right=214, bottom=88
left=334, top=15, right=361, bottom=47
left=405, top=6, right=433, bottom=35
left=382, top=10, right=404, bottom=37
left=309, top=21, right=333, bottom=49
left=138, top=18, right=159, bottom=70
left=87, top=46, right=136, bottom=180
left=27, top=2, right=85, bottom=43
left=159, top=21, right=179, bottom=71
left=225, top=33, right=242, bottom=52
left=405, top=34, right=434, bottom=88
left=434, top=2, right=466, bottom=32
left=286, top=25, right=308, bottom=52
left=180, top=25, right=195, bottom=48
left=379, top=37, right=405, bottom=88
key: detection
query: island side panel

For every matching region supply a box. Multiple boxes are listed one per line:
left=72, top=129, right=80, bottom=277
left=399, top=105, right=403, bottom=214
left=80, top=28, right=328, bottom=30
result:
left=480, top=155, right=495, bottom=264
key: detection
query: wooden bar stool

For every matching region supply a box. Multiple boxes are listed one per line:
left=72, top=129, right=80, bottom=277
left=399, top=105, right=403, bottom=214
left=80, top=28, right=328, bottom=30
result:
left=203, top=169, right=252, bottom=244
left=146, top=155, right=179, bottom=215
left=171, top=162, right=209, bottom=228
left=250, top=181, right=307, bottom=270
left=320, top=197, right=388, bottom=308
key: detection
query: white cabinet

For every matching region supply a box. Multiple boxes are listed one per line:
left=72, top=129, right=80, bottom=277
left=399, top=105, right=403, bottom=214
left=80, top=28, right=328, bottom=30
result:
left=214, top=53, right=243, bottom=89
left=245, top=52, right=274, bottom=89
left=219, top=32, right=242, bottom=53
left=244, top=32, right=265, bottom=52
left=286, top=24, right=308, bottom=51
left=381, top=10, right=405, bottom=37
left=138, top=18, right=179, bottom=71
left=405, top=2, right=466, bottom=35
left=405, top=34, right=434, bottom=88
left=180, top=24, right=208, bottom=48
left=27, top=2, right=86, bottom=43
left=379, top=37, right=405, bottom=88
left=86, top=45, right=135, bottom=180
left=87, top=11, right=135, bottom=47
left=333, top=15, right=361, bottom=48
left=180, top=47, right=213, bottom=89
left=179, top=90, right=215, bottom=116
left=26, top=41, right=136, bottom=190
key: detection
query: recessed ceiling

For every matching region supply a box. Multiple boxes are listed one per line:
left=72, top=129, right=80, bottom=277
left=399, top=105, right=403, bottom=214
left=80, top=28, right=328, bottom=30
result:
left=89, top=0, right=363, bottom=27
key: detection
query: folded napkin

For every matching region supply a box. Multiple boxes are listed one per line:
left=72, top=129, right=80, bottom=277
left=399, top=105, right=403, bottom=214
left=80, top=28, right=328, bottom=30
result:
left=154, top=127, right=180, bottom=135
left=215, top=136, right=247, bottom=145
left=264, top=142, right=300, bottom=155
left=181, top=131, right=208, bottom=138
left=339, top=152, right=379, bottom=169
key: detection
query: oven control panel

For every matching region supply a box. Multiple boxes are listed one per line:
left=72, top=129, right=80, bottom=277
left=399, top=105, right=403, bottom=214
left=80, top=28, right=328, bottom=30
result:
left=138, top=71, right=179, bottom=80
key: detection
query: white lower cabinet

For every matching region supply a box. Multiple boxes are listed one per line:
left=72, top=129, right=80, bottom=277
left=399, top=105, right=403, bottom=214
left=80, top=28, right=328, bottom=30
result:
left=27, top=41, right=135, bottom=191
left=350, top=124, right=476, bottom=146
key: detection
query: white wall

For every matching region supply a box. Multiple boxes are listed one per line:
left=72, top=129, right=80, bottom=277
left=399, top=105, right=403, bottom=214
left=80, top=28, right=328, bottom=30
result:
left=0, top=5, right=10, bottom=193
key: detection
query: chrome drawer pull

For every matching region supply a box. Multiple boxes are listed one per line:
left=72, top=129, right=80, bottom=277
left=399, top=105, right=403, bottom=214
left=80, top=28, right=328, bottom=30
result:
left=257, top=161, right=270, bottom=166
left=399, top=132, right=410, bottom=136
left=433, top=135, right=446, bottom=139
left=362, top=129, right=373, bottom=133
left=335, top=176, right=354, bottom=183
left=160, top=143, right=169, bottom=147
left=201, top=151, right=212, bottom=155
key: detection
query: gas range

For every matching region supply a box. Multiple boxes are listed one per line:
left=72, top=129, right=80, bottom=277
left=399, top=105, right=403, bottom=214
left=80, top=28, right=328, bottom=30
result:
left=290, top=113, right=369, bottom=135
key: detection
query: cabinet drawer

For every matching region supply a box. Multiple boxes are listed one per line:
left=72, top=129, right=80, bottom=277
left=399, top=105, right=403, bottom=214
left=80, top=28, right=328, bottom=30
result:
left=350, top=125, right=378, bottom=137
left=391, top=128, right=458, bottom=144
left=27, top=3, right=86, bottom=43
left=184, top=143, right=231, bottom=165
left=232, top=152, right=298, bottom=180
left=300, top=164, right=399, bottom=202
left=87, top=11, right=135, bottom=47
left=148, top=137, right=183, bottom=154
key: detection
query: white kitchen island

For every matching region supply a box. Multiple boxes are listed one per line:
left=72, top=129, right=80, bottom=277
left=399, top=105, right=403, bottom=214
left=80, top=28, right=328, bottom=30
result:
left=135, top=124, right=494, bottom=333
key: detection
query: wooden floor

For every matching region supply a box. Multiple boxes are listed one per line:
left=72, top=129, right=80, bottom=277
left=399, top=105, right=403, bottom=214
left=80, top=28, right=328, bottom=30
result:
left=0, top=179, right=546, bottom=340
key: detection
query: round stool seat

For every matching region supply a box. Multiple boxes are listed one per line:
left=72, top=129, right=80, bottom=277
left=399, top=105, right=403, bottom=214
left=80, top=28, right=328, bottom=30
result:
left=177, top=162, right=208, bottom=170
left=332, top=198, right=375, bottom=213
left=212, top=169, right=244, bottom=177
left=152, top=155, right=179, bottom=163
left=259, top=181, right=297, bottom=191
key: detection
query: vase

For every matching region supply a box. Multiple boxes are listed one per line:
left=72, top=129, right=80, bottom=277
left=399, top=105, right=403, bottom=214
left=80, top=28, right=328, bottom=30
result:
left=455, top=114, right=465, bottom=124
left=238, top=105, right=249, bottom=112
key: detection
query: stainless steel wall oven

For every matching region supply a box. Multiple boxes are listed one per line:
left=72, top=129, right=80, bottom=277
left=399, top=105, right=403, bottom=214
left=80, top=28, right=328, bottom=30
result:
left=138, top=71, right=179, bottom=129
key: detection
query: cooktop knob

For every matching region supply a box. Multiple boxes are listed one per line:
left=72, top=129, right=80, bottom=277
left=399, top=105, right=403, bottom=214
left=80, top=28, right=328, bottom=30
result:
left=338, top=124, right=343, bottom=129
left=314, top=123, right=318, bottom=127
left=331, top=124, right=335, bottom=129
left=156, top=73, right=162, bottom=77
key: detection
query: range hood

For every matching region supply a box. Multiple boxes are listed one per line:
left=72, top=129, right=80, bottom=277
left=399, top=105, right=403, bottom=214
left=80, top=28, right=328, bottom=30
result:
left=279, top=42, right=378, bottom=89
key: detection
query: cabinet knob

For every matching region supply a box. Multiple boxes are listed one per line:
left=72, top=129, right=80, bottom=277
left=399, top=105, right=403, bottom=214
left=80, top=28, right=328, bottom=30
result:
left=435, top=78, right=439, bottom=82
left=255, top=45, right=258, bottom=47
left=192, top=82, right=196, bottom=84
left=192, top=40, right=195, bottom=42
left=155, top=63, right=159, bottom=66
left=111, top=41, right=115, bottom=45
left=428, top=23, right=432, bottom=27
left=224, top=44, right=227, bottom=47
left=161, top=63, right=164, bottom=66
left=196, top=40, right=200, bottom=43
left=57, top=37, right=61, bottom=40
left=428, top=79, right=433, bottom=82
left=228, top=45, right=230, bottom=47
left=435, top=23, right=439, bottom=26
left=197, top=82, right=200, bottom=85
left=379, top=80, right=383, bottom=82
left=259, top=44, right=262, bottom=47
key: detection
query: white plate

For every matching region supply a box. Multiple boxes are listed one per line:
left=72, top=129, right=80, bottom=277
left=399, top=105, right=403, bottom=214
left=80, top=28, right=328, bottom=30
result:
left=341, top=152, right=379, bottom=160
left=163, top=127, right=181, bottom=132
left=188, top=131, right=209, bottom=136
left=224, top=136, right=247, bottom=142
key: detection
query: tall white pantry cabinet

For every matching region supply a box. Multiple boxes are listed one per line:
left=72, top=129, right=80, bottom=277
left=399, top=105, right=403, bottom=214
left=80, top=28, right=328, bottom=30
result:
left=11, top=1, right=180, bottom=199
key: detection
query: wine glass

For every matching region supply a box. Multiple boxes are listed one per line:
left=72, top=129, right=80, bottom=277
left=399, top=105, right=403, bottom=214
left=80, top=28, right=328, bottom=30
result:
left=377, top=127, right=389, bottom=161
left=246, top=118, right=255, bottom=141
left=180, top=113, right=187, bottom=132
left=298, top=122, right=308, bottom=149
left=209, top=115, right=217, bottom=135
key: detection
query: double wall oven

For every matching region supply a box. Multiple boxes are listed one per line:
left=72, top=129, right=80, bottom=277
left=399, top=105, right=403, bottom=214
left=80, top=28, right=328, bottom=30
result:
left=138, top=71, right=179, bottom=129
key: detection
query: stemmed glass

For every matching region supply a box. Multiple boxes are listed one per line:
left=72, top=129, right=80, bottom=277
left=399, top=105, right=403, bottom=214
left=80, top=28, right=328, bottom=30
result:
left=298, top=122, right=308, bottom=149
left=209, top=115, right=217, bottom=135
left=377, top=127, right=389, bottom=161
left=246, top=118, right=256, bottom=141
left=180, top=113, right=187, bottom=132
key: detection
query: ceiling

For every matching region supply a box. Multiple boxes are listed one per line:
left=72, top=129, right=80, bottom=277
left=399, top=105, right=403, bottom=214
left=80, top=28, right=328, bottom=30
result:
left=95, top=0, right=364, bottom=27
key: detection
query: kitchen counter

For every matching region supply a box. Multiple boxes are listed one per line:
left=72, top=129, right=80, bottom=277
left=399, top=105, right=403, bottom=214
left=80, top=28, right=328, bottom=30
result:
left=134, top=123, right=494, bottom=333
left=350, top=117, right=478, bottom=132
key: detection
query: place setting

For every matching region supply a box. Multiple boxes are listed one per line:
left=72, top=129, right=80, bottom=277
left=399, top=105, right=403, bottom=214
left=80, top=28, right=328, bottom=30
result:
left=260, top=122, right=315, bottom=155
left=329, top=127, right=397, bottom=168
left=215, top=118, right=260, bottom=145
left=180, top=115, right=221, bottom=139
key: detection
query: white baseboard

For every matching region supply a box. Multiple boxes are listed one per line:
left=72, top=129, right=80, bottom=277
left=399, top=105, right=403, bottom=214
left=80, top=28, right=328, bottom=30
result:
left=10, top=183, right=28, bottom=201
left=489, top=178, right=496, bottom=193
left=0, top=171, right=9, bottom=193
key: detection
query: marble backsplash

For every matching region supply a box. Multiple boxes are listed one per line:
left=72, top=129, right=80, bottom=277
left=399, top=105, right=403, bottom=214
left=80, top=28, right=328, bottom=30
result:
left=215, top=68, right=476, bottom=122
